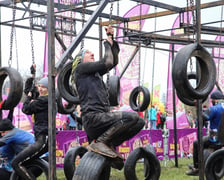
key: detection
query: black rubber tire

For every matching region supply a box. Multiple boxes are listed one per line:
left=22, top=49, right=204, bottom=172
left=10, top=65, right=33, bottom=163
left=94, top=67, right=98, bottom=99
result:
left=144, top=144, right=158, bottom=179
left=129, top=86, right=150, bottom=112
left=10, top=158, right=48, bottom=180
left=205, top=148, right=224, bottom=180
left=176, top=71, right=207, bottom=106
left=73, top=151, right=111, bottom=180
left=124, top=147, right=161, bottom=180
left=203, top=148, right=213, bottom=165
left=63, top=146, right=88, bottom=180
left=176, top=90, right=196, bottom=106
left=56, top=89, right=76, bottom=114
left=57, top=61, right=80, bottom=104
left=0, top=67, right=23, bottom=109
left=172, top=43, right=216, bottom=99
left=108, top=75, right=120, bottom=106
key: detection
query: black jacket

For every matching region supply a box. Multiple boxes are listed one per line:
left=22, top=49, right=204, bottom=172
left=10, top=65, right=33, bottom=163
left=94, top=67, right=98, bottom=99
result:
left=22, top=95, right=48, bottom=137
left=75, top=40, right=120, bottom=116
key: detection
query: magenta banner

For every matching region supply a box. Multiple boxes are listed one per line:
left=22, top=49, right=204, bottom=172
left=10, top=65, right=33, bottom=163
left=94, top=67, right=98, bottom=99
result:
left=55, top=129, right=163, bottom=168
left=213, top=35, right=224, bottom=91
left=55, top=128, right=207, bottom=168
left=168, top=128, right=206, bottom=159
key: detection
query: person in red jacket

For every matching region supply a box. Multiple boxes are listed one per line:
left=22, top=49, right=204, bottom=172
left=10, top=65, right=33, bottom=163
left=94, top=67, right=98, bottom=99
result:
left=156, top=109, right=162, bottom=129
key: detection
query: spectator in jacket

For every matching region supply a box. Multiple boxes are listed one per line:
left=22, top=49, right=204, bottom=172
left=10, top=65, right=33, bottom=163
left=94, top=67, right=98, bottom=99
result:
left=0, top=118, right=34, bottom=180
left=186, top=90, right=224, bottom=176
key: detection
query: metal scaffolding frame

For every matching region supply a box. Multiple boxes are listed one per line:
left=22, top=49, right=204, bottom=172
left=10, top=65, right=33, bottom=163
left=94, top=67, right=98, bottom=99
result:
left=0, top=0, right=224, bottom=179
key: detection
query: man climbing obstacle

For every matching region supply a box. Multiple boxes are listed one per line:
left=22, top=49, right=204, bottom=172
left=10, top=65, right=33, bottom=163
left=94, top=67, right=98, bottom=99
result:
left=71, top=25, right=145, bottom=170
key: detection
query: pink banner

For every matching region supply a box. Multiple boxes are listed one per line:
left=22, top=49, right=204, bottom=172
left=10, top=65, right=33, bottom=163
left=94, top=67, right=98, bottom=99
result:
left=166, top=12, right=192, bottom=129
left=116, top=4, right=150, bottom=109
left=213, top=36, right=224, bottom=91
left=55, top=128, right=207, bottom=168
left=168, top=128, right=206, bottom=159
left=55, top=129, right=163, bottom=168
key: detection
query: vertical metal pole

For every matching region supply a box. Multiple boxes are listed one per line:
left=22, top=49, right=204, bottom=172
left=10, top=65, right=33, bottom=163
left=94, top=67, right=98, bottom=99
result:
left=195, top=0, right=204, bottom=179
left=99, top=17, right=103, bottom=59
left=47, top=0, right=57, bottom=180
left=171, top=42, right=178, bottom=167
left=196, top=0, right=201, bottom=44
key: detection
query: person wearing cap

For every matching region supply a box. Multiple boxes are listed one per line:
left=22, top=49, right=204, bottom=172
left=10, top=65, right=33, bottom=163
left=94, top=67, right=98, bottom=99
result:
left=71, top=25, right=145, bottom=170
left=186, top=89, right=224, bottom=176
left=11, top=76, right=48, bottom=180
left=0, top=118, right=34, bottom=180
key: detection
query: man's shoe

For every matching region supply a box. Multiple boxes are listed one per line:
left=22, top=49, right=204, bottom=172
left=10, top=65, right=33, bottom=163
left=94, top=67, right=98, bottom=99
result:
left=185, top=168, right=199, bottom=176
left=88, top=141, right=122, bottom=159
left=110, top=145, right=124, bottom=160
left=88, top=142, right=124, bottom=170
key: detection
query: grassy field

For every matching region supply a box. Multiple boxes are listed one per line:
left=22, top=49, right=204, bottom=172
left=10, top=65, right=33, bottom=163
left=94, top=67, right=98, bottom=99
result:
left=38, top=157, right=203, bottom=180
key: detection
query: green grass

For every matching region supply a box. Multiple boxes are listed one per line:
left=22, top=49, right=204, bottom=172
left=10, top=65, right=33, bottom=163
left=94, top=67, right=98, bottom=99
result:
left=38, top=157, right=202, bottom=180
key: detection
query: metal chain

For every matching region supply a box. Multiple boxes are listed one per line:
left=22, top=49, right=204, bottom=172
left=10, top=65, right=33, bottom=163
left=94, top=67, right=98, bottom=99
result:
left=106, top=1, right=114, bottom=102
left=8, top=2, right=16, bottom=67
left=81, top=0, right=86, bottom=49
left=14, top=29, right=19, bottom=71
left=190, top=0, right=196, bottom=42
left=186, top=0, right=190, bottom=40
left=189, top=0, right=195, bottom=71
left=109, top=1, right=113, bottom=25
left=70, top=2, right=73, bottom=45
left=29, top=10, right=35, bottom=64
left=190, top=57, right=193, bottom=72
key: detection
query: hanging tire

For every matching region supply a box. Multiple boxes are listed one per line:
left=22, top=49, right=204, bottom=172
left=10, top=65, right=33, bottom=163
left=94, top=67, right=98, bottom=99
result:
left=57, top=61, right=80, bottom=104
left=205, top=148, right=224, bottom=180
left=63, top=146, right=88, bottom=180
left=124, top=147, right=161, bottom=180
left=73, top=151, right=111, bottom=180
left=176, top=72, right=207, bottom=106
left=176, top=72, right=197, bottom=106
left=172, top=43, right=216, bottom=99
left=176, top=90, right=208, bottom=106
left=129, top=86, right=150, bottom=112
left=10, top=158, right=48, bottom=180
left=56, top=89, right=76, bottom=114
left=0, top=67, right=23, bottom=109
left=176, top=91, right=195, bottom=106
left=108, top=75, right=120, bottom=106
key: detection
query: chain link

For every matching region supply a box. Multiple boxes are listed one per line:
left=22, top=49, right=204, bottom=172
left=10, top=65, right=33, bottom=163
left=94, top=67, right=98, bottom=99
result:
left=81, top=0, right=86, bottom=49
left=106, top=1, right=114, bottom=102
left=14, top=29, right=19, bottom=71
left=109, top=1, right=113, bottom=25
left=8, top=2, right=16, bottom=67
left=190, top=0, right=196, bottom=42
left=29, top=11, right=35, bottom=64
